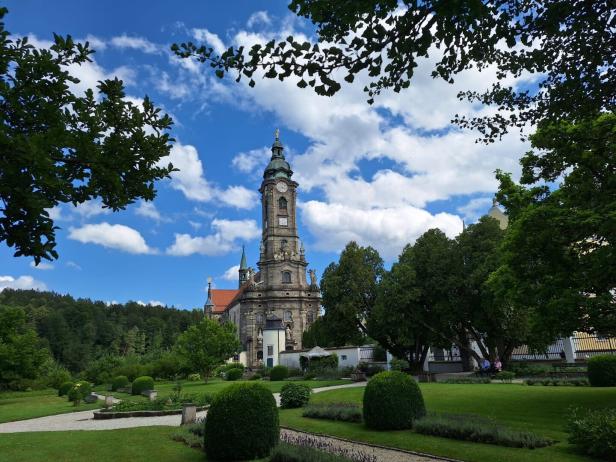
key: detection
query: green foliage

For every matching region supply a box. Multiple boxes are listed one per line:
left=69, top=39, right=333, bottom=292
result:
left=0, top=8, right=174, bottom=262
left=495, top=371, right=516, bottom=383
left=67, top=381, right=91, bottom=403
left=225, top=368, right=243, bottom=381
left=390, top=358, right=410, bottom=371
left=495, top=114, right=616, bottom=339
left=567, top=407, right=616, bottom=460
left=525, top=378, right=589, bottom=387
left=300, top=354, right=338, bottom=373
left=270, top=442, right=357, bottom=462
left=187, top=373, right=201, bottom=382
left=174, top=0, right=612, bottom=144
left=507, top=363, right=553, bottom=377
left=439, top=376, right=491, bottom=384
left=58, top=381, right=74, bottom=397
left=415, top=413, right=553, bottom=449
left=357, top=362, right=384, bottom=377
left=280, top=383, right=311, bottom=409
left=174, top=318, right=240, bottom=382
left=588, top=355, right=616, bottom=387
left=40, top=358, right=72, bottom=389
left=104, top=394, right=211, bottom=413
left=270, top=365, right=289, bottom=381
left=0, top=290, right=202, bottom=374
left=0, top=305, right=50, bottom=390
left=249, top=373, right=262, bottom=380
left=363, top=371, right=426, bottom=430
left=204, top=383, right=279, bottom=461
left=319, top=242, right=383, bottom=346
left=302, top=402, right=362, bottom=423
left=111, top=375, right=130, bottom=391
left=131, top=376, right=154, bottom=395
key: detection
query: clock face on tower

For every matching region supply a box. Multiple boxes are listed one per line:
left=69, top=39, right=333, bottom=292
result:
left=276, top=181, right=288, bottom=193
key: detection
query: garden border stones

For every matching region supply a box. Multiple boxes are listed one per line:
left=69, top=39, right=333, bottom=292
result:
left=93, top=405, right=207, bottom=420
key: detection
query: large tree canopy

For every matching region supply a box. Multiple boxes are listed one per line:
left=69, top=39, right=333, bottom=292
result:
left=495, top=113, right=616, bottom=338
left=0, top=8, right=174, bottom=262
left=173, top=0, right=614, bottom=142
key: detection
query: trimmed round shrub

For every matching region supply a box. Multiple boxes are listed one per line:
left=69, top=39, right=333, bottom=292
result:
left=188, top=373, right=201, bottom=381
left=204, top=383, right=279, bottom=460
left=226, top=368, right=243, bottom=381
left=269, top=365, right=289, bottom=381
left=111, top=375, right=130, bottom=391
left=363, top=371, right=426, bottom=430
left=587, top=355, right=616, bottom=387
left=131, top=376, right=155, bottom=395
left=280, top=383, right=311, bottom=409
left=67, top=381, right=91, bottom=403
left=250, top=373, right=262, bottom=380
left=58, top=381, right=74, bottom=397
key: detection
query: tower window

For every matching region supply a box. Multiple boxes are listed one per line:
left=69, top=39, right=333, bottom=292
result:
left=282, top=271, right=292, bottom=284
left=256, top=313, right=263, bottom=324
left=284, top=311, right=292, bottom=322
left=278, top=197, right=287, bottom=211
left=307, top=311, right=314, bottom=324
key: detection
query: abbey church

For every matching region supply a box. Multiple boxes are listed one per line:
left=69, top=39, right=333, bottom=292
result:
left=204, top=132, right=321, bottom=368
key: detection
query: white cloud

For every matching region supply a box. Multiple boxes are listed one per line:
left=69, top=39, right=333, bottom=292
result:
left=301, top=201, right=463, bottom=259
left=73, top=200, right=111, bottom=218
left=46, top=206, right=64, bottom=221
left=0, top=275, right=47, bottom=292
left=68, top=223, right=155, bottom=254
left=166, top=218, right=260, bottom=256
left=83, top=34, right=107, bottom=51
left=135, top=201, right=163, bottom=221
left=66, top=261, right=82, bottom=270
left=191, top=28, right=226, bottom=55
left=30, top=261, right=54, bottom=271
left=247, top=11, right=271, bottom=29
left=188, top=220, right=202, bottom=230
left=221, top=265, right=240, bottom=281
left=163, top=142, right=258, bottom=209
left=231, top=147, right=271, bottom=174
left=136, top=300, right=165, bottom=306
left=457, top=197, right=494, bottom=224
left=110, top=34, right=161, bottom=54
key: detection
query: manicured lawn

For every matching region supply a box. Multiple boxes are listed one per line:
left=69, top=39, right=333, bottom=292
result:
left=0, top=427, right=204, bottom=462
left=0, top=389, right=101, bottom=424
left=279, top=383, right=616, bottom=462
left=94, top=378, right=349, bottom=400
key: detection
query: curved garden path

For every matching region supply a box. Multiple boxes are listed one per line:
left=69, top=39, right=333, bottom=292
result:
left=0, top=381, right=366, bottom=433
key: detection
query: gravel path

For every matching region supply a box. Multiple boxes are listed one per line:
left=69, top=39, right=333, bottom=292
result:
left=0, top=382, right=366, bottom=433
left=280, top=428, right=456, bottom=462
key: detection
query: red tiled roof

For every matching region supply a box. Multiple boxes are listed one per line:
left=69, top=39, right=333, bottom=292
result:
left=210, top=289, right=240, bottom=313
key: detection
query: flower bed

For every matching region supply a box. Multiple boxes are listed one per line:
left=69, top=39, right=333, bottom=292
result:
left=94, top=406, right=208, bottom=419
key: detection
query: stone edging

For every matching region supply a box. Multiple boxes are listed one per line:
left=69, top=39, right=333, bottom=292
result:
left=93, top=405, right=208, bottom=420
left=280, top=426, right=462, bottom=462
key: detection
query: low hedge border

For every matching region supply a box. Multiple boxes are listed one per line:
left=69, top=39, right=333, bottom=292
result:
left=93, top=405, right=208, bottom=420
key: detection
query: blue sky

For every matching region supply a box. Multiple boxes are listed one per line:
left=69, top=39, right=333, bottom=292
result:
left=0, top=1, right=532, bottom=309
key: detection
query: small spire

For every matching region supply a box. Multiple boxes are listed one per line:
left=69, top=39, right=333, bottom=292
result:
left=492, top=197, right=498, bottom=207
left=275, top=128, right=280, bottom=141
left=240, top=244, right=247, bottom=270
left=205, top=277, right=213, bottom=307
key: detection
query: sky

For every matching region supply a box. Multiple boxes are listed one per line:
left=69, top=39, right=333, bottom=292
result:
left=0, top=1, right=533, bottom=309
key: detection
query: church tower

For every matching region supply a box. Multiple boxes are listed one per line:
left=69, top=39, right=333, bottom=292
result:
left=238, top=245, right=249, bottom=288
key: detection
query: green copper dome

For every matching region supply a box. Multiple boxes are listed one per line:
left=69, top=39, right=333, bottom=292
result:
left=264, top=130, right=293, bottom=180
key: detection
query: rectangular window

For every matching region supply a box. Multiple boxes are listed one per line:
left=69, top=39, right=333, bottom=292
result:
left=341, top=355, right=347, bottom=361
left=267, top=345, right=274, bottom=356
left=278, top=216, right=288, bottom=226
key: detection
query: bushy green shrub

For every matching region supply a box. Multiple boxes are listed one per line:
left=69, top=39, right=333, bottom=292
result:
left=495, top=371, right=516, bottom=382
left=567, top=407, right=616, bottom=460
left=270, top=442, right=356, bottom=462
left=302, top=402, right=362, bottom=423
left=390, top=358, right=410, bottom=371
left=506, top=363, right=553, bottom=377
left=111, top=375, right=130, bottom=391
left=204, top=383, right=279, bottom=461
left=225, top=368, right=243, bottom=381
left=270, top=365, right=289, bottom=381
left=415, top=413, right=553, bottom=448
left=587, top=355, right=616, bottom=387
left=131, top=376, right=154, bottom=395
left=526, top=377, right=589, bottom=386
left=67, top=380, right=92, bottom=404
left=41, top=359, right=72, bottom=389
left=215, top=362, right=244, bottom=378
left=439, top=376, right=491, bottom=384
left=357, top=362, right=385, bottom=377
left=280, top=383, right=311, bottom=409
left=300, top=354, right=338, bottom=372
left=250, top=373, right=262, bottom=380
left=58, top=381, right=74, bottom=397
left=287, top=367, right=303, bottom=377
left=187, top=373, right=201, bottom=381
left=363, top=371, right=425, bottom=430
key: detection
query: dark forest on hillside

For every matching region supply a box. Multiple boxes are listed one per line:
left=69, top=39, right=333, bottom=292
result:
left=0, top=289, right=202, bottom=372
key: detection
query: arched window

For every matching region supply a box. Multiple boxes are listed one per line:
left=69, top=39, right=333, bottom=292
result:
left=284, top=311, right=292, bottom=322
left=282, top=271, right=292, bottom=284
left=278, top=197, right=287, bottom=211
left=256, top=313, right=263, bottom=324
left=257, top=350, right=263, bottom=360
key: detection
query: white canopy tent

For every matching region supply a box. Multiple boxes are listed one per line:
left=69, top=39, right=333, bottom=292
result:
left=299, top=346, right=331, bottom=358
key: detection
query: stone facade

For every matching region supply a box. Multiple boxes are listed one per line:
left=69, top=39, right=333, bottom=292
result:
left=217, top=132, right=321, bottom=368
